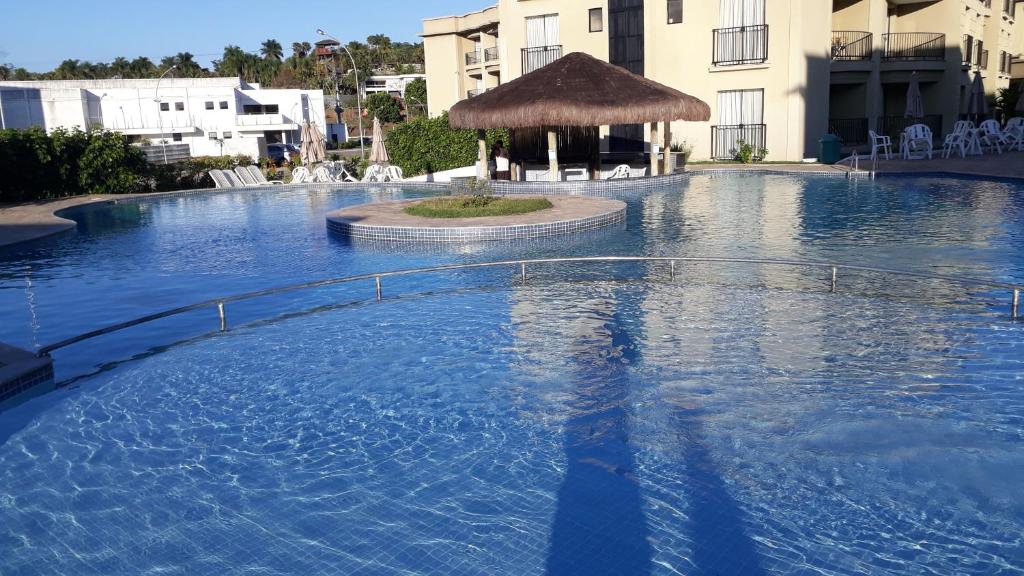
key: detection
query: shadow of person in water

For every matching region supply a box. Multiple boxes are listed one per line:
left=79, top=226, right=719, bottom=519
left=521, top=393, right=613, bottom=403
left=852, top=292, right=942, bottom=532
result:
left=543, top=290, right=768, bottom=576
left=544, top=305, right=655, bottom=576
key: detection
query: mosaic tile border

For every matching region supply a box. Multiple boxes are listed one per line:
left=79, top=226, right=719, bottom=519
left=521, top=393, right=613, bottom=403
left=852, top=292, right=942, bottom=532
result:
left=327, top=205, right=627, bottom=243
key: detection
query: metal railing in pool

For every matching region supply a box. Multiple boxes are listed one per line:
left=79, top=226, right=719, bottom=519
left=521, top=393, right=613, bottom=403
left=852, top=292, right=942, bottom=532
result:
left=37, top=256, right=1023, bottom=357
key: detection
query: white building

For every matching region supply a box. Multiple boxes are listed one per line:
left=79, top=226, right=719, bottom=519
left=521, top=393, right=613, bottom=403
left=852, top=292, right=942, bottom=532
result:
left=361, top=74, right=426, bottom=99
left=0, top=77, right=325, bottom=161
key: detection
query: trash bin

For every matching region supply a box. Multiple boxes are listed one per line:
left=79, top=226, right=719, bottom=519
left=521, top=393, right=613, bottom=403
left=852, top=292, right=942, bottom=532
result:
left=819, top=133, right=843, bottom=165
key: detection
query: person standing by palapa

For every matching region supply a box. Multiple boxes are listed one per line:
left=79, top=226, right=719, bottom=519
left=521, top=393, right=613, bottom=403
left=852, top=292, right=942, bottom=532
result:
left=492, top=140, right=511, bottom=180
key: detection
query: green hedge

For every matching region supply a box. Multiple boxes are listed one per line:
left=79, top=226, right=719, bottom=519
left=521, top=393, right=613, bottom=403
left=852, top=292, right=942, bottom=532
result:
left=386, top=112, right=508, bottom=177
left=0, top=127, right=260, bottom=203
left=0, top=127, right=147, bottom=203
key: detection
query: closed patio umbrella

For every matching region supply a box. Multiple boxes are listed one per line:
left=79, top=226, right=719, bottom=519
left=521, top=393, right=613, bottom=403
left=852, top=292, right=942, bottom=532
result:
left=369, top=116, right=389, bottom=164
left=1016, top=87, right=1024, bottom=113
left=904, top=73, right=924, bottom=119
left=967, top=71, right=988, bottom=120
left=300, top=121, right=326, bottom=166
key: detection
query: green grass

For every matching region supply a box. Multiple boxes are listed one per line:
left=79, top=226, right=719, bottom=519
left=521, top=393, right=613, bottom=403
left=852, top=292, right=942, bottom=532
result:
left=403, top=196, right=553, bottom=218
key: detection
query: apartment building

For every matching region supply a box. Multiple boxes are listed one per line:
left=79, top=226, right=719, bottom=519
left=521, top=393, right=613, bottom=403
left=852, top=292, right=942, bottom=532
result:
left=0, top=77, right=325, bottom=161
left=424, top=0, right=1023, bottom=162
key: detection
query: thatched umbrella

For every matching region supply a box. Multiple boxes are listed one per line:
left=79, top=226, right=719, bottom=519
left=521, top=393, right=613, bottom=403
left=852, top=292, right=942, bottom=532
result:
left=449, top=52, right=710, bottom=181
left=369, top=117, right=389, bottom=164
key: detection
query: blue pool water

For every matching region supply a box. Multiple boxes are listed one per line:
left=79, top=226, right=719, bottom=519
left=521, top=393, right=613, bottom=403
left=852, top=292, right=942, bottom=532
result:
left=1, top=174, right=1023, bottom=574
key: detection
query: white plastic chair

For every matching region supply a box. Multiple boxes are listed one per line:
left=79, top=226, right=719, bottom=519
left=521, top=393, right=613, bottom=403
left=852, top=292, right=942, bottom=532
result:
left=324, top=161, right=357, bottom=182
left=942, top=120, right=973, bottom=159
left=1000, top=118, right=1023, bottom=152
left=362, top=164, right=385, bottom=182
left=606, top=164, right=632, bottom=179
left=978, top=120, right=1007, bottom=154
left=868, top=130, right=892, bottom=161
left=382, top=165, right=404, bottom=182
left=901, top=124, right=933, bottom=160
left=289, top=166, right=311, bottom=184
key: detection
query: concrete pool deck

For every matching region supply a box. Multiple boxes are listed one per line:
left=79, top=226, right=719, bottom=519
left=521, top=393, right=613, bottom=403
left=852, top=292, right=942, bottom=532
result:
left=3, top=152, right=1023, bottom=247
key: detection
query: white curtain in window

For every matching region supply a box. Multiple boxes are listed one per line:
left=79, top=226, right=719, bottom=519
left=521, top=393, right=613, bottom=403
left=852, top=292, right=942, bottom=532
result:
left=717, top=89, right=764, bottom=125
left=719, top=0, right=765, bottom=27
left=526, top=14, right=559, bottom=47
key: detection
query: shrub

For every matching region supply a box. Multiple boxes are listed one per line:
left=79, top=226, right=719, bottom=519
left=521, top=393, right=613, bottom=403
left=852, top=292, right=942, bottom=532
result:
left=365, top=92, right=403, bottom=123
left=78, top=131, right=148, bottom=194
left=386, top=112, right=508, bottom=177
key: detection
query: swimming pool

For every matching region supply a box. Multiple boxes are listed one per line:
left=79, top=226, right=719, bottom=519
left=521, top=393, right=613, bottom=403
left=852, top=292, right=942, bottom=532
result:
left=1, top=174, right=1023, bottom=574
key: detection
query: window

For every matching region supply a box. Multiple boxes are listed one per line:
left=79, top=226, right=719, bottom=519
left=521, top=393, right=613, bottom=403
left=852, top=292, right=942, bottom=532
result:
left=667, top=0, right=682, bottom=24
left=205, top=101, right=214, bottom=110
left=589, top=8, right=603, bottom=32
left=717, top=89, right=764, bottom=125
left=223, top=131, right=233, bottom=139
left=526, top=14, right=560, bottom=48
left=208, top=132, right=218, bottom=140
left=720, top=0, right=765, bottom=27
left=219, top=101, right=229, bottom=109
left=172, top=133, right=182, bottom=142
left=159, top=102, right=169, bottom=112
left=174, top=101, right=184, bottom=111
left=264, top=104, right=279, bottom=114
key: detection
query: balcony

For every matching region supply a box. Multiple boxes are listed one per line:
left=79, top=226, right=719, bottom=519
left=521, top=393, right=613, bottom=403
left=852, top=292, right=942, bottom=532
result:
left=484, top=47, right=499, bottom=62
left=521, top=45, right=562, bottom=74
left=828, top=118, right=869, bottom=146
left=234, top=113, right=298, bottom=131
left=881, top=33, right=944, bottom=62
left=712, top=25, right=769, bottom=66
left=467, top=89, right=485, bottom=99
left=465, top=51, right=481, bottom=66
left=832, top=31, right=873, bottom=61
left=710, top=124, right=766, bottom=160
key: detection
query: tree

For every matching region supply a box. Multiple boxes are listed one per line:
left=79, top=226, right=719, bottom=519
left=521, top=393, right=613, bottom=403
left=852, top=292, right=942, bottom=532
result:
left=404, top=78, right=427, bottom=117
left=366, top=92, right=402, bottom=123
left=129, top=57, right=156, bottom=78
left=261, top=39, right=283, bottom=62
left=291, top=41, right=311, bottom=59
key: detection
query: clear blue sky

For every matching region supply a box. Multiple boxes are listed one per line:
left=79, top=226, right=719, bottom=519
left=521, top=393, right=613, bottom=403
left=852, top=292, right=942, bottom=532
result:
left=1, top=0, right=487, bottom=72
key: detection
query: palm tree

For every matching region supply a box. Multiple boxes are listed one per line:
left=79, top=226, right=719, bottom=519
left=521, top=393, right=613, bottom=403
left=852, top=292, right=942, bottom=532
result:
left=261, top=39, right=283, bottom=62
left=174, top=52, right=204, bottom=77
left=291, top=42, right=310, bottom=59
left=129, top=56, right=156, bottom=78
left=110, top=57, right=131, bottom=78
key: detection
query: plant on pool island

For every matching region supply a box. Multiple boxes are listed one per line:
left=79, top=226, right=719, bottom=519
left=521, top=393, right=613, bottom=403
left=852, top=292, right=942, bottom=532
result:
left=386, top=111, right=509, bottom=177
left=403, top=196, right=553, bottom=218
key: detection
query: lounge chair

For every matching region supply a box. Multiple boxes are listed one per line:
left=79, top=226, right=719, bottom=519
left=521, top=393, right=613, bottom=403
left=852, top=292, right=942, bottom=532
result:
left=900, top=124, right=933, bottom=160
left=323, top=161, right=357, bottom=182
left=942, top=120, right=973, bottom=159
left=222, top=170, right=245, bottom=187
left=867, top=130, right=892, bottom=161
left=978, top=120, right=1007, bottom=154
left=607, top=164, right=632, bottom=179
left=245, top=165, right=283, bottom=185
left=233, top=166, right=259, bottom=186
left=209, top=170, right=233, bottom=188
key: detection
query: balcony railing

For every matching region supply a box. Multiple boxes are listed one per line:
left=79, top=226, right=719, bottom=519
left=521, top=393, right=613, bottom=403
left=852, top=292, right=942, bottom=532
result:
left=465, top=51, right=481, bottom=66
left=712, top=25, right=769, bottom=66
left=484, top=47, right=499, bottom=62
left=467, top=89, right=484, bottom=99
left=832, top=31, right=873, bottom=61
left=710, top=124, right=766, bottom=160
left=882, top=33, right=945, bottom=62
left=521, top=45, right=562, bottom=74
left=877, top=115, right=943, bottom=142
left=828, top=118, right=869, bottom=146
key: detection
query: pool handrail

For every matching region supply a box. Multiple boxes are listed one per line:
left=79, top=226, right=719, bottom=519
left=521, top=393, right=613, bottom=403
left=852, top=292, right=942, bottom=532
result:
left=36, top=255, right=1022, bottom=356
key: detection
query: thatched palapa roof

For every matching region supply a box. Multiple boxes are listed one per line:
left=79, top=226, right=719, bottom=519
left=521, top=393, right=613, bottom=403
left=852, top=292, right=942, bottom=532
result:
left=448, top=52, right=710, bottom=129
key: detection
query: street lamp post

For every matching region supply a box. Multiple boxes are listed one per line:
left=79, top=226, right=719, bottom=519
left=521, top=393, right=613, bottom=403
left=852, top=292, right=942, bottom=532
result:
left=317, top=29, right=365, bottom=161
left=154, top=64, right=177, bottom=164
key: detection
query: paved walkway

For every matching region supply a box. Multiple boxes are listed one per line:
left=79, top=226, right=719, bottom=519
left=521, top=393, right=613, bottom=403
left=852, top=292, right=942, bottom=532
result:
left=0, top=195, right=128, bottom=247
